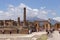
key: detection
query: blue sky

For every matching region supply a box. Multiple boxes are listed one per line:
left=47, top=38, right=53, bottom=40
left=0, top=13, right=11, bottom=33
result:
left=0, top=0, right=60, bottom=10
left=0, top=0, right=60, bottom=21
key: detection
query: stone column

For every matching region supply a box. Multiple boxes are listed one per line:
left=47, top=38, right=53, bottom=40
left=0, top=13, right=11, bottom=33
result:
left=18, top=17, right=20, bottom=26
left=3, top=20, right=6, bottom=27
left=44, top=24, right=46, bottom=30
left=55, top=24, right=58, bottom=30
left=48, top=24, right=50, bottom=30
left=36, top=22, right=39, bottom=32
left=10, top=21, right=13, bottom=27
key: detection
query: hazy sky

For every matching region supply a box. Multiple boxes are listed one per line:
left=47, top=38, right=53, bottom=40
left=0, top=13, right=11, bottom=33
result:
left=0, top=0, right=60, bottom=21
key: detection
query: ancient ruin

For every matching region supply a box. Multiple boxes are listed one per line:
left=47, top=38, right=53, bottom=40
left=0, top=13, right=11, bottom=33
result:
left=0, top=7, right=59, bottom=34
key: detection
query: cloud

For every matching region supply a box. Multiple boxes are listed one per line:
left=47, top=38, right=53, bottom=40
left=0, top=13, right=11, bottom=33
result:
left=50, top=10, right=56, bottom=16
left=0, top=11, right=4, bottom=13
left=9, top=4, right=14, bottom=8
left=18, top=3, right=32, bottom=10
left=52, top=12, right=56, bottom=16
left=53, top=17, right=60, bottom=22
left=40, top=10, right=48, bottom=14
left=5, top=12, right=13, bottom=16
left=0, top=3, right=57, bottom=21
left=40, top=6, right=46, bottom=9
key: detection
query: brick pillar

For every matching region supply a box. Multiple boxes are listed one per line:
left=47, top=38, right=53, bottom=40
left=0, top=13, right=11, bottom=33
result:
left=3, top=20, right=6, bottom=27
left=18, top=17, right=20, bottom=26
left=8, top=20, right=13, bottom=27
left=48, top=18, right=51, bottom=30
left=10, top=21, right=13, bottom=27
left=23, top=7, right=26, bottom=26
left=55, top=24, right=58, bottom=30
left=44, top=24, right=46, bottom=30
left=36, top=22, right=39, bottom=32
left=48, top=24, right=50, bottom=30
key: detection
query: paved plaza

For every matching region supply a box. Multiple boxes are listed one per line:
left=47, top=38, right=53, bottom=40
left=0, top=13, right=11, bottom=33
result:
left=0, top=31, right=60, bottom=40
left=0, top=32, right=46, bottom=40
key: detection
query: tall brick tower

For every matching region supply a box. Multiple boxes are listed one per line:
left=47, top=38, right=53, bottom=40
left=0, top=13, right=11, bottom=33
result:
left=24, top=7, right=26, bottom=25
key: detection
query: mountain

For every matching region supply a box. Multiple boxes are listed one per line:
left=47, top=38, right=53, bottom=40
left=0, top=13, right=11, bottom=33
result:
left=49, top=19, right=59, bottom=25
left=27, top=17, right=59, bottom=25
left=27, top=17, right=45, bottom=22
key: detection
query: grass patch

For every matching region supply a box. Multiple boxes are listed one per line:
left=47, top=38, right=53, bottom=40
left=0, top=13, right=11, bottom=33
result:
left=36, top=34, right=48, bottom=40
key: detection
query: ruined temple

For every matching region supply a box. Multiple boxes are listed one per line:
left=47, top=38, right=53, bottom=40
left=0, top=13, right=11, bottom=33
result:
left=0, top=7, right=59, bottom=34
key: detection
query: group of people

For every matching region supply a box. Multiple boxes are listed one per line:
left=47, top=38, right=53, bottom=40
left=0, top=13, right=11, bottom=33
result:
left=46, top=28, right=55, bottom=35
left=46, top=29, right=55, bottom=38
left=46, top=28, right=60, bottom=35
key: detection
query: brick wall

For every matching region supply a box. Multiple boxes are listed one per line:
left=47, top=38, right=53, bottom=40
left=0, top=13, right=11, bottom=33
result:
left=19, top=29, right=29, bottom=34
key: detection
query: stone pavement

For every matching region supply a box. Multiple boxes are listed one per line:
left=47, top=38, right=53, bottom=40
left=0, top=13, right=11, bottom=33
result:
left=0, top=32, right=46, bottom=40
left=47, top=31, right=60, bottom=40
